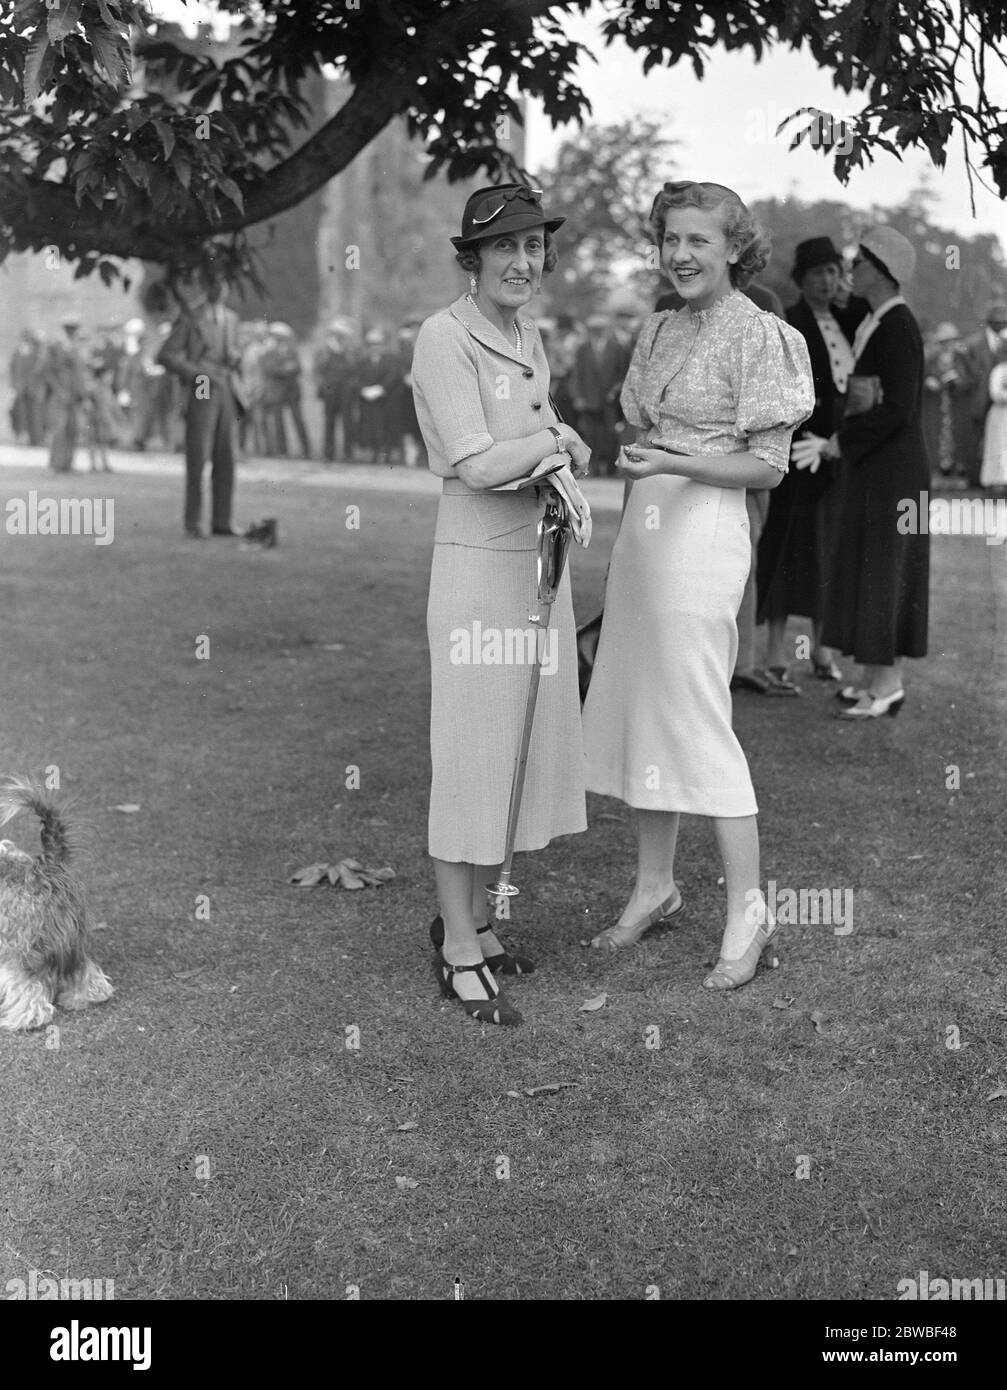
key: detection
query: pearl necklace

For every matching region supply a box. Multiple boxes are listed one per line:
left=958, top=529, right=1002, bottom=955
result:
left=466, top=293, right=523, bottom=356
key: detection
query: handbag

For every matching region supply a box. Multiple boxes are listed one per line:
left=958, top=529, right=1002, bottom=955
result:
left=576, top=611, right=603, bottom=705
left=844, top=373, right=883, bottom=416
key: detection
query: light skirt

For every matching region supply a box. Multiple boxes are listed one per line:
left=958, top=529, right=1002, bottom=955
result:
left=980, top=405, right=1007, bottom=487
left=583, top=475, right=758, bottom=817
left=427, top=542, right=587, bottom=863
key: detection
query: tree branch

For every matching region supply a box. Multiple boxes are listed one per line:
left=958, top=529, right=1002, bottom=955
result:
left=5, top=0, right=564, bottom=263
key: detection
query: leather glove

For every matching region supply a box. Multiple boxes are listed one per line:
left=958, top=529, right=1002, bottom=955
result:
left=544, top=463, right=592, bottom=548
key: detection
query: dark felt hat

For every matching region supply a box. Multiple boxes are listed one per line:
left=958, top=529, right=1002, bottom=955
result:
left=451, top=184, right=564, bottom=249
left=792, top=236, right=844, bottom=284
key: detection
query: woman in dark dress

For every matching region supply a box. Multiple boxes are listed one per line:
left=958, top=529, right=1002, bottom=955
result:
left=794, top=225, right=930, bottom=718
left=756, top=238, right=866, bottom=685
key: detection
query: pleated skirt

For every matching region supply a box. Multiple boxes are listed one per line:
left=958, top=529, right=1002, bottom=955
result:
left=427, top=541, right=587, bottom=863
left=583, top=475, right=758, bottom=817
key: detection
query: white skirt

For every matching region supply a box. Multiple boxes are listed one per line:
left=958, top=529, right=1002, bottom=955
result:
left=583, top=475, right=758, bottom=816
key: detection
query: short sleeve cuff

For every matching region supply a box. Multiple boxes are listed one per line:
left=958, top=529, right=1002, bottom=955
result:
left=445, top=432, right=494, bottom=467
left=748, top=426, right=792, bottom=474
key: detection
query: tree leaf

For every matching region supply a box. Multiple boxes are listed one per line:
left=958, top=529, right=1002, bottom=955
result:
left=22, top=27, right=51, bottom=106
left=170, top=150, right=191, bottom=190
left=985, top=1087, right=1007, bottom=1102
left=810, top=1010, right=826, bottom=1034
left=394, top=1176, right=419, bottom=1190
left=47, top=0, right=84, bottom=44
left=151, top=119, right=175, bottom=160
left=218, top=177, right=244, bottom=212
left=89, top=28, right=131, bottom=89
left=772, top=997, right=795, bottom=1009
left=523, top=1082, right=580, bottom=1096
left=395, top=1121, right=418, bottom=1132
left=112, top=803, right=140, bottom=813
left=579, top=992, right=608, bottom=1013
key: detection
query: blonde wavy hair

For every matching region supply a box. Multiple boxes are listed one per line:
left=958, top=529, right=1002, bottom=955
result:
left=648, top=181, right=771, bottom=289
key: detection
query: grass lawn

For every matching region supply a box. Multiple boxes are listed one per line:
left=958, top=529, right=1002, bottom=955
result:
left=1, top=452, right=1005, bottom=1302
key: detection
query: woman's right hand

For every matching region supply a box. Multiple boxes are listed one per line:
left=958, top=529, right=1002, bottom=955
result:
left=558, top=424, right=592, bottom=477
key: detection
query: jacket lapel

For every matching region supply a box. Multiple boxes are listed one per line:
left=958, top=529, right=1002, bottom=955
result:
left=449, top=294, right=532, bottom=366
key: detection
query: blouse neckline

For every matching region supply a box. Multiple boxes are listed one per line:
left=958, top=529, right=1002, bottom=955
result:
left=685, top=288, right=742, bottom=324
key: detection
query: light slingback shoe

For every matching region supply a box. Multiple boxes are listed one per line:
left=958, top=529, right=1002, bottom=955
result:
left=703, top=916, right=780, bottom=992
left=590, top=887, right=684, bottom=953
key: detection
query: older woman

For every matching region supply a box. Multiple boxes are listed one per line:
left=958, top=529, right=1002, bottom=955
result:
left=796, top=225, right=930, bottom=717
left=582, top=180, right=814, bottom=989
left=411, top=185, right=592, bottom=1027
left=756, top=236, right=867, bottom=686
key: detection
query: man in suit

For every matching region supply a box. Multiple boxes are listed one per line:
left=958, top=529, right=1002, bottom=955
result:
left=158, top=269, right=244, bottom=537
left=314, top=320, right=353, bottom=463
left=570, top=312, right=626, bottom=475
left=9, top=329, right=48, bottom=445
left=958, top=299, right=1007, bottom=487
left=46, top=315, right=90, bottom=473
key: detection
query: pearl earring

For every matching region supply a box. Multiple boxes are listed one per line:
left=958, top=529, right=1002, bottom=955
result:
left=469, top=275, right=478, bottom=295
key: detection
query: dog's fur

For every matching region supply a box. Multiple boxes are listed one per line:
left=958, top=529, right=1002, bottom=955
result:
left=0, top=776, right=113, bottom=1031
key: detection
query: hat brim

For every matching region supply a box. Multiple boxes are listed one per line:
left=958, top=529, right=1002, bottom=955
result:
left=792, top=255, right=843, bottom=283
left=451, top=213, right=565, bottom=249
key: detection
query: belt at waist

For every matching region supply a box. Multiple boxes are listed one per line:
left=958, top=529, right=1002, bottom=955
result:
left=436, top=478, right=543, bottom=549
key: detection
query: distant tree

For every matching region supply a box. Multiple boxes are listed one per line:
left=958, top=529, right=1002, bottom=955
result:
left=751, top=184, right=1007, bottom=331
left=2, top=0, right=1006, bottom=285
left=533, top=115, right=677, bottom=319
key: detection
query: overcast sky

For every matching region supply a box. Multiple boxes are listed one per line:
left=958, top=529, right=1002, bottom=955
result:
left=523, top=11, right=1007, bottom=253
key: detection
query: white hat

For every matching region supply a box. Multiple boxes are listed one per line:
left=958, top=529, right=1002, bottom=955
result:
left=859, top=225, right=916, bottom=286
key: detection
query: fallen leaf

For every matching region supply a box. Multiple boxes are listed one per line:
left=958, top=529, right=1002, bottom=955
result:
left=396, top=1121, right=418, bottom=1132
left=579, top=992, right=608, bottom=1013
left=92, top=920, right=110, bottom=932
left=772, top=997, right=795, bottom=1009
left=336, top=861, right=367, bottom=889
left=506, top=1090, right=522, bottom=1099
left=394, top=1176, right=419, bottom=1190
left=985, top=1087, right=1007, bottom=1102
left=289, top=863, right=330, bottom=886
left=810, top=1010, right=826, bottom=1034
left=289, top=858, right=396, bottom=888
left=524, top=1082, right=581, bottom=1097
left=113, top=803, right=140, bottom=813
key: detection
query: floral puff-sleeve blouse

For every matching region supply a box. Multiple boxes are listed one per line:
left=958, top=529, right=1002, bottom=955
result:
left=620, top=289, right=814, bottom=473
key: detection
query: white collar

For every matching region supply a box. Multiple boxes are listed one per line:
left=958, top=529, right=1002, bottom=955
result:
left=865, top=294, right=905, bottom=323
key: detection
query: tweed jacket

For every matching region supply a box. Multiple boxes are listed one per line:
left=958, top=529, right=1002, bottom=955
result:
left=157, top=302, right=246, bottom=412
left=412, top=295, right=561, bottom=551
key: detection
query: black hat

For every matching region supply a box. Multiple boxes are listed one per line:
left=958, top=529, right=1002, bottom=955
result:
left=451, top=184, right=564, bottom=249
left=792, top=236, right=843, bottom=284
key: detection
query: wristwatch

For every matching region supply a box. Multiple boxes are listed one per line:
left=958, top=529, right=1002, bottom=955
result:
left=546, top=425, right=565, bottom=453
